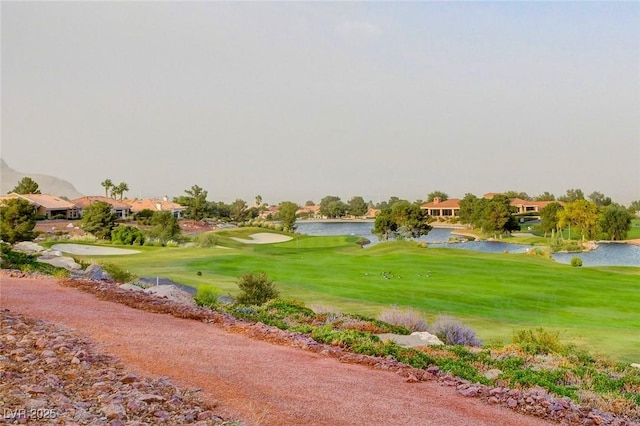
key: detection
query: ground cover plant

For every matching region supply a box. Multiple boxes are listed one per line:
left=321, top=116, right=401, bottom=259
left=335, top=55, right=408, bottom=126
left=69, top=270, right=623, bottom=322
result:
left=54, top=229, right=640, bottom=363
left=201, top=295, right=640, bottom=419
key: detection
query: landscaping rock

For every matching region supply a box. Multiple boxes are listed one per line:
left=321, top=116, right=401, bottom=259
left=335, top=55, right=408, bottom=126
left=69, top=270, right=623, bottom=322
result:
left=376, top=331, right=444, bottom=347
left=13, top=241, right=45, bottom=253
left=84, top=264, right=110, bottom=281
left=0, top=310, right=229, bottom=425
left=144, top=285, right=196, bottom=306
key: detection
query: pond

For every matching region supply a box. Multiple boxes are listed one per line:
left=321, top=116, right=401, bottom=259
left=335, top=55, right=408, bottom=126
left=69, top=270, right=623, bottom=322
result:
left=295, top=221, right=640, bottom=267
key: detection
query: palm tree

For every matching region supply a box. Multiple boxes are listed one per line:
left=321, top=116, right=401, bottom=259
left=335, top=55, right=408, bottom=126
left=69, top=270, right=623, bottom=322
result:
left=101, top=179, right=113, bottom=198
left=115, top=182, right=129, bottom=201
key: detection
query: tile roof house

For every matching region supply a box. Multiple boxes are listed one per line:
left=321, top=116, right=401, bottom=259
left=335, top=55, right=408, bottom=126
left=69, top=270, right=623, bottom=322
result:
left=420, top=198, right=461, bottom=217
left=1, top=193, right=79, bottom=219
left=123, top=197, right=185, bottom=219
left=72, top=196, right=131, bottom=219
left=296, top=205, right=321, bottom=219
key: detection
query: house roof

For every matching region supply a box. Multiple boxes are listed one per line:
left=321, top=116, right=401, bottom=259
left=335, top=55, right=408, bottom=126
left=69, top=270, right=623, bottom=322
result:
left=9, top=193, right=75, bottom=209
left=72, top=196, right=130, bottom=210
left=123, top=198, right=185, bottom=212
left=420, top=198, right=461, bottom=209
left=297, top=205, right=320, bottom=212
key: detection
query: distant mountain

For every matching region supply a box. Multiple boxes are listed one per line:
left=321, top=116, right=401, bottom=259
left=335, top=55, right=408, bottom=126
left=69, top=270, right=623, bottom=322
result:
left=1, top=159, right=84, bottom=199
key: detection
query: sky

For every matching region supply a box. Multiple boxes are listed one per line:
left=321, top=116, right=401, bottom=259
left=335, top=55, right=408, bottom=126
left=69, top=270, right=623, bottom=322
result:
left=2, top=2, right=639, bottom=205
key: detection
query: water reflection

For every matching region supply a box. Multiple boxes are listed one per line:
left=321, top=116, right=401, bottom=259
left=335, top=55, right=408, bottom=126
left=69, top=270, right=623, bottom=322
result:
left=295, top=221, right=640, bottom=267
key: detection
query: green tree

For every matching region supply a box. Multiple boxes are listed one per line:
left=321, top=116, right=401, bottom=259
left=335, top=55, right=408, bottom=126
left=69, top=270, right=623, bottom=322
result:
left=588, top=191, right=612, bottom=207
left=628, top=200, right=640, bottom=215
left=503, top=190, right=530, bottom=200
left=0, top=198, right=37, bottom=243
left=373, top=201, right=431, bottom=240
left=174, top=185, right=208, bottom=220
left=10, top=177, right=41, bottom=194
left=480, top=195, right=519, bottom=236
left=539, top=202, right=564, bottom=238
left=236, top=272, right=279, bottom=306
left=230, top=199, right=248, bottom=222
left=347, top=196, right=368, bottom=217
left=426, top=191, right=448, bottom=202
left=255, top=194, right=262, bottom=207
left=150, top=211, right=182, bottom=243
left=372, top=210, right=398, bottom=241
left=100, top=179, right=113, bottom=198
left=113, top=182, right=129, bottom=200
left=319, top=196, right=347, bottom=218
left=81, top=201, right=118, bottom=240
left=277, top=201, right=299, bottom=232
left=558, top=188, right=585, bottom=203
left=558, top=200, right=600, bottom=241
left=305, top=200, right=315, bottom=206
left=534, top=192, right=556, bottom=201
left=457, top=193, right=480, bottom=225
left=599, top=205, right=632, bottom=241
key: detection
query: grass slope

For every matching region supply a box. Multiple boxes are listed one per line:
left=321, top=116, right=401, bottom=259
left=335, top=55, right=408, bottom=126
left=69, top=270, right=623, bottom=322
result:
left=67, top=230, right=640, bottom=362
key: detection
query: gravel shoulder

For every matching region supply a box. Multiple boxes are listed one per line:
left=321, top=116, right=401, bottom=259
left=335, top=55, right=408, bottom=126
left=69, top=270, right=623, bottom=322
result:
left=0, top=275, right=552, bottom=426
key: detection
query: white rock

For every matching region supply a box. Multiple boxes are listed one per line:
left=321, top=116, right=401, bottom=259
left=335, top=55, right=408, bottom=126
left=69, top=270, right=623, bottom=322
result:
left=37, top=256, right=82, bottom=270
left=13, top=241, right=45, bottom=253
left=631, top=363, right=640, bottom=369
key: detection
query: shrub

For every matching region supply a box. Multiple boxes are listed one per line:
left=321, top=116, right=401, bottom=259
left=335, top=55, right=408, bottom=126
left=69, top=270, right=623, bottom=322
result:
left=111, top=225, right=146, bottom=246
left=100, top=263, right=134, bottom=283
left=236, top=272, right=279, bottom=306
left=513, top=328, right=564, bottom=355
left=432, top=316, right=482, bottom=347
left=195, top=232, right=220, bottom=248
left=194, top=285, right=219, bottom=308
left=377, top=306, right=429, bottom=332
left=571, top=256, right=583, bottom=267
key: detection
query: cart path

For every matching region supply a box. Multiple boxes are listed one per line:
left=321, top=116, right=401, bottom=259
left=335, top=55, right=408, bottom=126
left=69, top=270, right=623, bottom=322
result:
left=0, top=277, right=552, bottom=426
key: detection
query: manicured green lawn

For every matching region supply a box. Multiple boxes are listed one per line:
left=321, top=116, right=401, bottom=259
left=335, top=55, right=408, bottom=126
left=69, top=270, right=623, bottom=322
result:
left=64, top=229, right=640, bottom=362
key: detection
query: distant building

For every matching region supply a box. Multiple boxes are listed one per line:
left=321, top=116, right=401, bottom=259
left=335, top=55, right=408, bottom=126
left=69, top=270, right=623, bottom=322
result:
left=419, top=198, right=460, bottom=217
left=122, top=197, right=185, bottom=219
left=72, top=196, right=131, bottom=219
left=1, top=193, right=79, bottom=219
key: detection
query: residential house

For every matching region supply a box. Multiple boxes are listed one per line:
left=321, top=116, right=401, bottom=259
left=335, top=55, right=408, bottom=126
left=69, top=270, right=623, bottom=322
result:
left=509, top=198, right=560, bottom=214
left=72, top=196, right=131, bottom=219
left=420, top=198, right=461, bottom=217
left=123, top=197, right=185, bottom=219
left=296, top=205, right=321, bottom=219
left=1, top=193, right=79, bottom=219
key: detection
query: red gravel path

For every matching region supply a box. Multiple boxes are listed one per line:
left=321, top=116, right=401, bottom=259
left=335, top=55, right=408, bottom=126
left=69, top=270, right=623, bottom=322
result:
left=1, top=277, right=553, bottom=426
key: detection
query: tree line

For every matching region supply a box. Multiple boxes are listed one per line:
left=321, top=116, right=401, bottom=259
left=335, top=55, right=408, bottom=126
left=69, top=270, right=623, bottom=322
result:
left=1, top=177, right=639, bottom=244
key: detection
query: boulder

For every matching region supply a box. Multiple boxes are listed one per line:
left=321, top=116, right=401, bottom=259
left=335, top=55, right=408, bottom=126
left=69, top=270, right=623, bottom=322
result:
left=376, top=331, right=443, bottom=348
left=37, top=256, right=82, bottom=271
left=119, top=283, right=144, bottom=292
left=13, top=242, right=45, bottom=254
left=84, top=264, right=111, bottom=281
left=144, top=285, right=196, bottom=306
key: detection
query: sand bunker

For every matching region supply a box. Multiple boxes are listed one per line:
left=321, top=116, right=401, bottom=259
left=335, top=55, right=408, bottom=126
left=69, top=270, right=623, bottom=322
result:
left=230, top=233, right=293, bottom=244
left=51, top=244, right=140, bottom=255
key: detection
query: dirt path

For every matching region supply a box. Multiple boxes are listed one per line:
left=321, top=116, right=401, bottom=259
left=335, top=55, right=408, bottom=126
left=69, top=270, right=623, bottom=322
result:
left=0, top=277, right=552, bottom=426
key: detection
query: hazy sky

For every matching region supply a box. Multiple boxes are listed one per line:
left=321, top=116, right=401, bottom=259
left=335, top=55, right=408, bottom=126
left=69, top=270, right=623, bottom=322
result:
left=2, top=2, right=639, bottom=205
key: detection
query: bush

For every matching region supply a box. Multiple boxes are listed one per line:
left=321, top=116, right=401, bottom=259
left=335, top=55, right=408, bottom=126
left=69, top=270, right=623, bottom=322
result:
left=377, top=306, right=429, bottom=332
left=195, top=232, right=220, bottom=248
left=236, top=272, right=279, bottom=306
left=194, top=285, right=219, bottom=308
left=513, top=328, right=564, bottom=355
left=571, top=256, right=583, bottom=267
left=111, top=225, right=146, bottom=246
left=100, top=263, right=134, bottom=283
left=432, top=316, right=482, bottom=347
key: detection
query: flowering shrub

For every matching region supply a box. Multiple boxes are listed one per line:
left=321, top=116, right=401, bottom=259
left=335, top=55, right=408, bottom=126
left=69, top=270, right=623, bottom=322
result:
left=432, top=316, right=482, bottom=347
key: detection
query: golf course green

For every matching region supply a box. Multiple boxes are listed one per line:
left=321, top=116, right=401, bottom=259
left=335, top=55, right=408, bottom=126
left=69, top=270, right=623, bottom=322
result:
left=74, top=228, right=640, bottom=362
